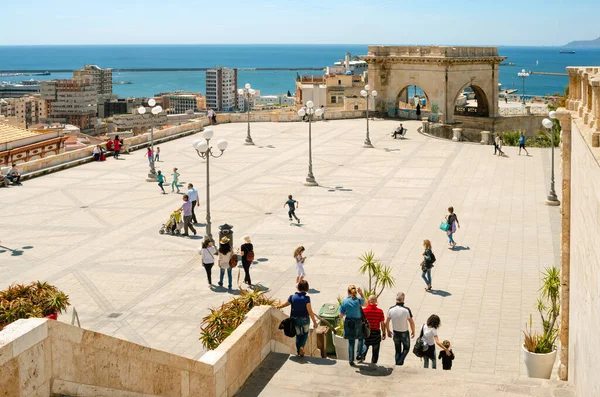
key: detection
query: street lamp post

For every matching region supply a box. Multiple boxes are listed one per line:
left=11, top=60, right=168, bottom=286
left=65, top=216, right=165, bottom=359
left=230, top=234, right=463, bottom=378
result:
left=138, top=99, right=163, bottom=182
left=517, top=69, right=530, bottom=105
left=192, top=129, right=229, bottom=239
left=542, top=112, right=560, bottom=206
left=360, top=85, right=378, bottom=148
left=297, top=101, right=323, bottom=186
left=238, top=83, right=256, bottom=145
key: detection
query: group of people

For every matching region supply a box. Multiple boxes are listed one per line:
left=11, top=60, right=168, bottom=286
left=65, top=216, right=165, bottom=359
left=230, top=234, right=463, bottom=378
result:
left=144, top=147, right=160, bottom=165
left=172, top=184, right=200, bottom=236
left=200, top=235, right=254, bottom=289
left=157, top=167, right=181, bottom=194
left=207, top=109, right=218, bottom=125
left=279, top=282, right=455, bottom=369
left=105, top=135, right=124, bottom=159
left=494, top=132, right=530, bottom=157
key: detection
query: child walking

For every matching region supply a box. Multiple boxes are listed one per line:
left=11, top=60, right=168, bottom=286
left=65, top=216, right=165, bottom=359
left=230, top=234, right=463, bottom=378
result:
left=294, top=246, right=306, bottom=284
left=284, top=194, right=300, bottom=223
left=497, top=137, right=505, bottom=157
left=171, top=167, right=180, bottom=193
left=157, top=170, right=166, bottom=194
left=518, top=133, right=529, bottom=156
left=154, top=146, right=160, bottom=162
left=145, top=147, right=153, bottom=165
left=438, top=340, right=455, bottom=370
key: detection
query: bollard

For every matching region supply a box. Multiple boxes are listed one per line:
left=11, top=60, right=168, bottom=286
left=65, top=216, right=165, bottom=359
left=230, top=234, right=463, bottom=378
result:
left=480, top=131, right=490, bottom=145
left=452, top=128, right=462, bottom=142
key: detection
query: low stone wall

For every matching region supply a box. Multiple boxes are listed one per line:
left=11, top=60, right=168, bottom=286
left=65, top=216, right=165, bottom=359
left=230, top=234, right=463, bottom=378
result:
left=0, top=306, right=320, bottom=397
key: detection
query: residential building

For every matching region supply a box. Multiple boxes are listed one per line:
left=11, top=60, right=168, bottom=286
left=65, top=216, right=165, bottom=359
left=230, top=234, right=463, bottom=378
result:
left=98, top=98, right=137, bottom=118
left=252, top=94, right=295, bottom=109
left=40, top=80, right=98, bottom=130
left=0, top=121, right=68, bottom=166
left=73, top=65, right=113, bottom=97
left=0, top=96, right=47, bottom=128
left=294, top=75, right=327, bottom=108
left=324, top=73, right=365, bottom=108
left=206, top=67, right=238, bottom=111
left=0, top=82, right=40, bottom=98
left=331, top=53, right=368, bottom=76
left=156, top=92, right=206, bottom=114
left=237, top=89, right=260, bottom=112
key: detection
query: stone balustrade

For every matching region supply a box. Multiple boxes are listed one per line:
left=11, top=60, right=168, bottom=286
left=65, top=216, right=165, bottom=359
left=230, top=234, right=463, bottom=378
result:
left=0, top=306, right=322, bottom=397
left=566, top=66, right=600, bottom=146
left=367, top=45, right=499, bottom=58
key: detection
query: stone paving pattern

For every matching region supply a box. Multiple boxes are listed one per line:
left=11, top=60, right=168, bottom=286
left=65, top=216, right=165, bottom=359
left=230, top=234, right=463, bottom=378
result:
left=0, top=118, right=561, bottom=375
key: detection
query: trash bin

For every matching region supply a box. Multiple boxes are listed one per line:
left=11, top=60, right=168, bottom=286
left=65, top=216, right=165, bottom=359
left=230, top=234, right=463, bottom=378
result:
left=318, top=303, right=340, bottom=355
left=218, top=224, right=234, bottom=248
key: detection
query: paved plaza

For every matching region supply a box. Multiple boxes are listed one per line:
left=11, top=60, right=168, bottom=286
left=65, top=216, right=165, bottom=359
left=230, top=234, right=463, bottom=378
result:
left=0, top=118, right=561, bottom=375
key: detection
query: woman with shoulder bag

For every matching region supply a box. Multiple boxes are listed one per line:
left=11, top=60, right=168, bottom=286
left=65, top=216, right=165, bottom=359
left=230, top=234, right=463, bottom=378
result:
left=445, top=206, right=460, bottom=248
left=218, top=236, right=234, bottom=290
left=277, top=280, right=318, bottom=357
left=421, top=239, right=435, bottom=292
left=200, top=239, right=217, bottom=285
left=421, top=314, right=451, bottom=369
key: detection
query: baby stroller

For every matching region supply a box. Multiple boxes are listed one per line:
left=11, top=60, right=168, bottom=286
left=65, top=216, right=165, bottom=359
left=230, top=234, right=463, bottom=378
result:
left=159, top=210, right=184, bottom=235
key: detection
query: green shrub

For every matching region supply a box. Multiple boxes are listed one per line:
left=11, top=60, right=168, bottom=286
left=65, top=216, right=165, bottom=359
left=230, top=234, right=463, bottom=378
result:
left=527, top=129, right=561, bottom=148
left=502, top=131, right=521, bottom=146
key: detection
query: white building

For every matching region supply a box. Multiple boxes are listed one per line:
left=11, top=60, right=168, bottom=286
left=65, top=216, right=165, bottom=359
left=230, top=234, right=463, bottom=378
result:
left=206, top=67, right=238, bottom=111
left=237, top=89, right=260, bottom=112
left=253, top=94, right=295, bottom=108
left=332, top=52, right=368, bottom=76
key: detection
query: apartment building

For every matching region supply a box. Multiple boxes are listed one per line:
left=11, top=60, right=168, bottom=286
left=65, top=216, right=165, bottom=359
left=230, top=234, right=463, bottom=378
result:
left=73, top=65, right=113, bottom=97
left=155, top=92, right=206, bottom=114
left=206, top=67, right=238, bottom=111
left=41, top=80, right=98, bottom=129
left=0, top=96, right=47, bottom=128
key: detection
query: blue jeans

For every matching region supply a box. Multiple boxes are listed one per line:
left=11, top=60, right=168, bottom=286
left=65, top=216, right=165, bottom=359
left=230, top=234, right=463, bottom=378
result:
left=393, top=331, right=410, bottom=365
left=219, top=268, right=232, bottom=289
left=348, top=338, right=365, bottom=362
left=424, top=349, right=437, bottom=369
left=293, top=317, right=310, bottom=354
left=448, top=231, right=455, bottom=244
left=421, top=268, right=432, bottom=287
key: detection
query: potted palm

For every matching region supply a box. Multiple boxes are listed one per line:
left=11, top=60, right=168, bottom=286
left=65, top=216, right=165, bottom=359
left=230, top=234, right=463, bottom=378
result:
left=522, top=266, right=560, bottom=379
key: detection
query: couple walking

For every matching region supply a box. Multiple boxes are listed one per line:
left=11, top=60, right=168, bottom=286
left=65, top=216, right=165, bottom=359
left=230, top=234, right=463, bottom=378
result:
left=200, top=235, right=254, bottom=288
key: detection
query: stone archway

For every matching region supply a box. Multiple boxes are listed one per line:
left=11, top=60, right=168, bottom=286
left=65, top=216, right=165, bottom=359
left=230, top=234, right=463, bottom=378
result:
left=395, top=85, right=431, bottom=119
left=453, top=84, right=491, bottom=117
left=364, top=46, right=505, bottom=123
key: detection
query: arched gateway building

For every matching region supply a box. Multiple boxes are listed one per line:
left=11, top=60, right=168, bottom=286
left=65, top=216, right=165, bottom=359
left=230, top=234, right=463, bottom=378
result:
left=363, top=46, right=506, bottom=124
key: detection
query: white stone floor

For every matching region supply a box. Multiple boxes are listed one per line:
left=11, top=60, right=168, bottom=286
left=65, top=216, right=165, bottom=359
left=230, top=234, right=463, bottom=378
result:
left=0, top=118, right=561, bottom=376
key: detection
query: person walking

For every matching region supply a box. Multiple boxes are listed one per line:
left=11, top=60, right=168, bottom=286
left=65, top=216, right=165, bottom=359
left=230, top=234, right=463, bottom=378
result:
left=145, top=147, right=153, bottom=166
left=518, top=132, right=530, bottom=156
left=277, top=280, right=318, bottom=357
left=293, top=246, right=306, bottom=284
left=187, top=183, right=200, bottom=224
left=421, top=239, right=435, bottom=291
left=200, top=239, right=217, bottom=285
left=416, top=103, right=421, bottom=118
left=385, top=292, right=415, bottom=366
left=362, top=295, right=386, bottom=364
left=240, top=235, right=254, bottom=286
left=113, top=135, right=121, bottom=159
left=284, top=194, right=300, bottom=223
left=154, top=147, right=160, bottom=162
left=438, top=340, right=455, bottom=370
left=497, top=137, right=505, bottom=157
left=157, top=170, right=167, bottom=194
left=218, top=236, right=233, bottom=290
left=494, top=133, right=499, bottom=155
left=339, top=285, right=366, bottom=366
left=171, top=168, right=180, bottom=193
left=445, top=206, right=460, bottom=248
left=176, top=194, right=196, bottom=237
left=420, top=314, right=451, bottom=369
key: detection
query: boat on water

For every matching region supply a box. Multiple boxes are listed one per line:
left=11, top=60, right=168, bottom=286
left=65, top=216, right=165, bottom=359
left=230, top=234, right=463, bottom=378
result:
left=113, top=81, right=133, bottom=85
left=559, top=50, right=576, bottom=54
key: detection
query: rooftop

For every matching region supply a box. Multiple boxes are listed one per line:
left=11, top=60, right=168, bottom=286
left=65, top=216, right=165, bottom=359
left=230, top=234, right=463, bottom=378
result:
left=0, top=122, right=40, bottom=144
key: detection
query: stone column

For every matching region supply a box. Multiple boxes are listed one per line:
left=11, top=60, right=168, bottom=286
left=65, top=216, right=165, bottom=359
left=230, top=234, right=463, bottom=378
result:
left=556, top=108, right=571, bottom=381
left=480, top=130, right=490, bottom=145
left=422, top=117, right=430, bottom=133
left=452, top=128, right=462, bottom=142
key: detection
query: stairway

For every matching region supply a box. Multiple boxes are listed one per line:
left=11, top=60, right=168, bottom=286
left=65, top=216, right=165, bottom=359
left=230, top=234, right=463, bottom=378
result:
left=236, top=353, right=575, bottom=397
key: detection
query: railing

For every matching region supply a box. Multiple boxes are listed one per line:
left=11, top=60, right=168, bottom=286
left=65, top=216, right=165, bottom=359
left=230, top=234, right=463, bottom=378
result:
left=498, top=106, right=550, bottom=116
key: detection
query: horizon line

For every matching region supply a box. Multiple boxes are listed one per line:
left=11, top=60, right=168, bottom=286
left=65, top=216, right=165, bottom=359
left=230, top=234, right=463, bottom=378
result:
left=0, top=43, right=573, bottom=48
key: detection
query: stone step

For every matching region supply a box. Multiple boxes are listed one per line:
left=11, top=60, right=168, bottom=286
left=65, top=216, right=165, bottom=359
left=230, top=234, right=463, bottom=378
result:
left=236, top=353, right=576, bottom=397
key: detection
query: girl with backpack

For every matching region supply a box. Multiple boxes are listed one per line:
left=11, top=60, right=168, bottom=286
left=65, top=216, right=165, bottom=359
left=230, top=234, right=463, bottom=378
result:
left=421, top=239, right=436, bottom=292
left=240, top=235, right=254, bottom=286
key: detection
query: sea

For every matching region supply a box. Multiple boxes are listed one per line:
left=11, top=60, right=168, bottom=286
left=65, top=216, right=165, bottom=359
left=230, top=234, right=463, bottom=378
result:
left=1, top=45, right=599, bottom=98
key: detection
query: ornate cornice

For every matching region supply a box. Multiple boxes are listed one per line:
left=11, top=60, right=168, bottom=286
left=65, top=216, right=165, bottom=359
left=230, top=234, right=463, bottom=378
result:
left=363, top=56, right=506, bottom=66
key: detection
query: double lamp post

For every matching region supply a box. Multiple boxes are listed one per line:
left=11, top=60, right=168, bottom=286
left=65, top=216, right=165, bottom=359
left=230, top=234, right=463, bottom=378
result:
left=138, top=98, right=163, bottom=182
left=360, top=85, right=377, bottom=148
left=297, top=101, right=323, bottom=186
left=238, top=83, right=255, bottom=145
left=542, top=111, right=560, bottom=206
left=518, top=69, right=530, bottom=105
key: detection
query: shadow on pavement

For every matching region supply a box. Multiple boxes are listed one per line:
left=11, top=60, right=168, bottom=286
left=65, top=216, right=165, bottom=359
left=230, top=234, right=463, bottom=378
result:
left=356, top=364, right=394, bottom=377
left=430, top=289, right=451, bottom=297
left=451, top=245, right=470, bottom=251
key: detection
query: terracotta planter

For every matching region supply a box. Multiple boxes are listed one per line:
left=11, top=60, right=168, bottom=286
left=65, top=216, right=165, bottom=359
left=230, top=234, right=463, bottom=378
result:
left=44, top=312, right=58, bottom=320
left=522, top=345, right=557, bottom=379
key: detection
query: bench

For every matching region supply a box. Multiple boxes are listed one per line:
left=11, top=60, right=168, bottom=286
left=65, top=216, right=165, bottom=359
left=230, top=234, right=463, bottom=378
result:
left=392, top=127, right=407, bottom=139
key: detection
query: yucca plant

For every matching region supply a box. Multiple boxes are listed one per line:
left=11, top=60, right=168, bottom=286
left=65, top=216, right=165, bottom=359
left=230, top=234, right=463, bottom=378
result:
left=523, top=267, right=561, bottom=354
left=0, top=281, right=70, bottom=330
left=199, top=286, right=278, bottom=350
left=358, top=251, right=396, bottom=298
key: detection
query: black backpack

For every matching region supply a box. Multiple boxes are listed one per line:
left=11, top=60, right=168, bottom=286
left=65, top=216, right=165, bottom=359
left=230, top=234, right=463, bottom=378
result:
left=279, top=317, right=296, bottom=338
left=429, top=252, right=436, bottom=265
left=412, top=326, right=429, bottom=358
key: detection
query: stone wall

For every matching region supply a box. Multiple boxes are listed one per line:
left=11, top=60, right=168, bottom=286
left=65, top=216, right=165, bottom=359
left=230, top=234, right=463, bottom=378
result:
left=567, top=115, right=600, bottom=396
left=0, top=306, right=320, bottom=397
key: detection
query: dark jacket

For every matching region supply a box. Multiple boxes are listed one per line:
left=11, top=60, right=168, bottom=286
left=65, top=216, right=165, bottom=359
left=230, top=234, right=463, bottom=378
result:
left=438, top=349, right=455, bottom=370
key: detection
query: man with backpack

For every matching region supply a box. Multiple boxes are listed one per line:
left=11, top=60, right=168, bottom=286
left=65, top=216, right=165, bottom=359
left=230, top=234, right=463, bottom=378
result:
left=385, top=292, right=415, bottom=366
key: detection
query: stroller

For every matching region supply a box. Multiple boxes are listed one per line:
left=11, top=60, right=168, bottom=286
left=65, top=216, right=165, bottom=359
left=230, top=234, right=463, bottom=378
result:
left=159, top=210, right=184, bottom=235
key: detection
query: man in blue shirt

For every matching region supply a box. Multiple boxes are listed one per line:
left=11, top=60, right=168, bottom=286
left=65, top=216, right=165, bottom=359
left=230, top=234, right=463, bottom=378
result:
left=176, top=194, right=196, bottom=237
left=284, top=194, right=300, bottom=223
left=518, top=132, right=530, bottom=156
left=187, top=183, right=200, bottom=224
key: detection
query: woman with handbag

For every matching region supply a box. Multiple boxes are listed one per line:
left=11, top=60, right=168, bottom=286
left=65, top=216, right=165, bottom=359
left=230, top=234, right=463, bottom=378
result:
left=445, top=206, right=460, bottom=248
left=277, top=280, right=318, bottom=357
left=421, top=239, right=435, bottom=291
left=218, top=236, right=234, bottom=290
left=420, top=314, right=451, bottom=369
left=200, top=239, right=217, bottom=285
left=339, top=285, right=367, bottom=366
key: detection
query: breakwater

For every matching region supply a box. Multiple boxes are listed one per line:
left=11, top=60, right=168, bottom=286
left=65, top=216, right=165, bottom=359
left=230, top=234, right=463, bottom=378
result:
left=0, top=67, right=324, bottom=74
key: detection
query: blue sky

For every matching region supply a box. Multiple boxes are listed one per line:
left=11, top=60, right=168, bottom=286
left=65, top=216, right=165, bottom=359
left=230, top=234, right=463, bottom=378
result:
left=3, top=0, right=599, bottom=46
